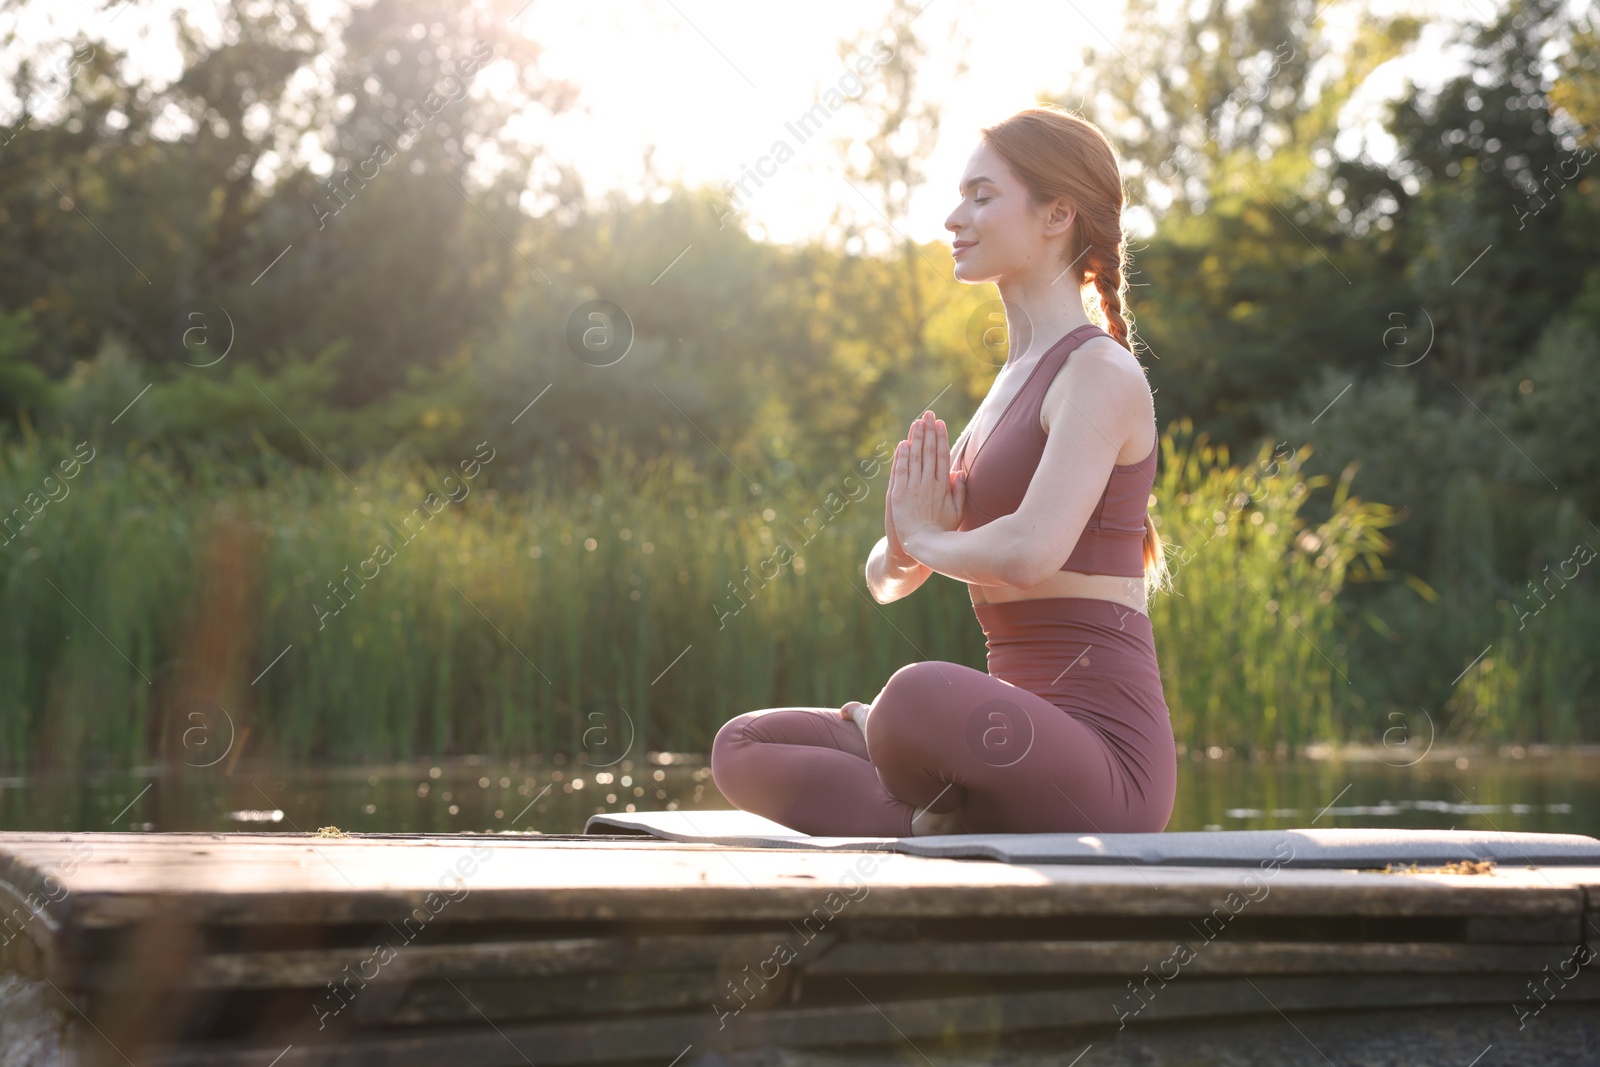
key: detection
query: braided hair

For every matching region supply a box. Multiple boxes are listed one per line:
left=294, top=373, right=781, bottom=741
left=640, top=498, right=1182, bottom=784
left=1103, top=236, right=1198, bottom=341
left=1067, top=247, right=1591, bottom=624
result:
left=979, top=104, right=1170, bottom=594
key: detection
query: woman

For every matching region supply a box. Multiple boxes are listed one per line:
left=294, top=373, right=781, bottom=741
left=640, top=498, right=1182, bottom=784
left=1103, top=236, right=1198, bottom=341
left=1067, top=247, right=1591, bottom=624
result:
left=710, top=105, right=1176, bottom=838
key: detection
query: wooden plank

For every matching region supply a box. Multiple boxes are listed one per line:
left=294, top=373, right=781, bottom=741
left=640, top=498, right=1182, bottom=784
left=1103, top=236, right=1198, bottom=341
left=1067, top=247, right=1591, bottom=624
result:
left=1463, top=913, right=1583, bottom=943
left=71, top=924, right=1590, bottom=992
left=0, top=834, right=1586, bottom=929
left=117, top=932, right=839, bottom=989
left=806, top=938, right=1588, bottom=975
left=138, top=971, right=1600, bottom=1066
left=352, top=970, right=730, bottom=1025
left=64, top=870, right=1598, bottom=928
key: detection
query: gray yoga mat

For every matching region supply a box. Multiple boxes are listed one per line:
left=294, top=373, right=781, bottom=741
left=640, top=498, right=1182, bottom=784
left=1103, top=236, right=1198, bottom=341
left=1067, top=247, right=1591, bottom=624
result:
left=583, top=809, right=1600, bottom=867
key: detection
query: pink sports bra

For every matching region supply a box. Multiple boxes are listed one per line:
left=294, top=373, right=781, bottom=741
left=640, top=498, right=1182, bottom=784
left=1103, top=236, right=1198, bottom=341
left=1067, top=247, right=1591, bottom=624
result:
left=954, top=323, right=1157, bottom=578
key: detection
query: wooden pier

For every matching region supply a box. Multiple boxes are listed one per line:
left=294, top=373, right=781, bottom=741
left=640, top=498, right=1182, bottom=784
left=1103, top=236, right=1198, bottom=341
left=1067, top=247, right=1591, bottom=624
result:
left=2, top=829, right=1598, bottom=1065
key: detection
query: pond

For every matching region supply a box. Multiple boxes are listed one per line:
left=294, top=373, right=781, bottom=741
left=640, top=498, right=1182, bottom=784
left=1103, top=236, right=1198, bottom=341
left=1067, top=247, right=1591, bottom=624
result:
left=3, top=744, right=1595, bottom=838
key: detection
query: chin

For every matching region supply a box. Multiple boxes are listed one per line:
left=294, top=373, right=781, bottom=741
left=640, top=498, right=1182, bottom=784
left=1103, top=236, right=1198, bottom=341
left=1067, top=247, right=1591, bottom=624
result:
left=952, top=257, right=987, bottom=282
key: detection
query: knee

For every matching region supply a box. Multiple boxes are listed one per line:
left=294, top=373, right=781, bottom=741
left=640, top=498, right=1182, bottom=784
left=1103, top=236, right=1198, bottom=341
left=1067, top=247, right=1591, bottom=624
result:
left=866, top=661, right=955, bottom=746
left=710, top=713, right=757, bottom=790
left=712, top=712, right=752, bottom=750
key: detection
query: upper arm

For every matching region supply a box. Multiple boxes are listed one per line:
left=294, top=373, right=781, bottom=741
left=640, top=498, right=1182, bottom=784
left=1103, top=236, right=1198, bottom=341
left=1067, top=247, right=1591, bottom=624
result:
left=1004, top=350, right=1148, bottom=586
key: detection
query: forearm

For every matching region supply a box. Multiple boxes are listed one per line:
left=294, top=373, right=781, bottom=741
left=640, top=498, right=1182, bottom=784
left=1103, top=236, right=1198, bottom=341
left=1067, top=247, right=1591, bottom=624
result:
left=901, top=518, right=1029, bottom=589
left=866, top=536, right=931, bottom=604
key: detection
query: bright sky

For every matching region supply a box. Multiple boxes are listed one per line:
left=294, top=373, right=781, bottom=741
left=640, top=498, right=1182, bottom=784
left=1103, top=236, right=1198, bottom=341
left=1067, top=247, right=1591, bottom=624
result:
left=505, top=0, right=1506, bottom=247
left=3, top=0, right=1547, bottom=248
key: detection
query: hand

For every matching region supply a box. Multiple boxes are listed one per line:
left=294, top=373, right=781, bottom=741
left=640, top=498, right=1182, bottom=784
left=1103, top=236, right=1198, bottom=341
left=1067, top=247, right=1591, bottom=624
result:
left=841, top=700, right=871, bottom=740
left=889, top=411, right=967, bottom=553
left=883, top=443, right=921, bottom=574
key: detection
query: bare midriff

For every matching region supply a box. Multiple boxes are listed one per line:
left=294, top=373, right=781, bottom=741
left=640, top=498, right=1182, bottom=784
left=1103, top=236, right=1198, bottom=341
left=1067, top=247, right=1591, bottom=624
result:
left=967, top=570, right=1147, bottom=615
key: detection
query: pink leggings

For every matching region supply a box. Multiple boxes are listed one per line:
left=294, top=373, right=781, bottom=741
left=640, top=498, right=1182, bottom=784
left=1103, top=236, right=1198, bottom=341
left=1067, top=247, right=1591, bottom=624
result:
left=711, top=596, right=1177, bottom=837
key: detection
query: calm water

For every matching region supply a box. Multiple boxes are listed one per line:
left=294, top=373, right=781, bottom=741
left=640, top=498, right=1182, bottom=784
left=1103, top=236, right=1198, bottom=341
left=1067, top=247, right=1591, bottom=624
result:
left=3, top=746, right=1596, bottom=838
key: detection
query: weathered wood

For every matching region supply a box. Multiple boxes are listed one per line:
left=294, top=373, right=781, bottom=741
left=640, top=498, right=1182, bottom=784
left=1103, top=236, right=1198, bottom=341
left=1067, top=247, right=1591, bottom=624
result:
left=0, top=833, right=1588, bottom=929
left=7, top=831, right=1599, bottom=1065
left=1464, top=913, right=1583, bottom=943
left=118, top=932, right=840, bottom=989
left=805, top=937, right=1591, bottom=975
left=353, top=970, right=731, bottom=1025
left=138, top=971, right=1600, bottom=1067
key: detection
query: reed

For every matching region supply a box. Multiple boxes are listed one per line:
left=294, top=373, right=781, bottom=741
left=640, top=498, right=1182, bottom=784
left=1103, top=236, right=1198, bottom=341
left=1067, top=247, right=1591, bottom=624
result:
left=0, top=418, right=1588, bottom=772
left=1146, top=419, right=1400, bottom=754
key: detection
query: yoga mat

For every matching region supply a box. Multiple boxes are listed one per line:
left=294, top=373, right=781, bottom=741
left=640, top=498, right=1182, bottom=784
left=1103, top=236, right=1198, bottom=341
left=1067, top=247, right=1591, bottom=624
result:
left=584, top=809, right=1600, bottom=868
left=584, top=809, right=896, bottom=852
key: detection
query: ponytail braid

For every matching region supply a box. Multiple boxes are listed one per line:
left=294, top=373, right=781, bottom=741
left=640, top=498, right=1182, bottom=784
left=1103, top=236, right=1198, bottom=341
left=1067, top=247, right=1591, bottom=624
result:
left=1082, top=237, right=1169, bottom=594
left=980, top=104, right=1170, bottom=596
left=1082, top=239, right=1134, bottom=353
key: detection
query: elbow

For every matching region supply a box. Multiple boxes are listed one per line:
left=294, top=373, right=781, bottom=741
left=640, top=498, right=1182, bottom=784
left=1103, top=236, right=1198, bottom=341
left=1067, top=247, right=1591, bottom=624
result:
left=1005, top=547, right=1045, bottom=590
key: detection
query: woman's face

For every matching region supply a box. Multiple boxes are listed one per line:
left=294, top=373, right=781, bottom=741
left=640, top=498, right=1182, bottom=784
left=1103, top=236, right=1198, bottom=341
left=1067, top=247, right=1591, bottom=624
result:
left=944, top=140, right=1070, bottom=286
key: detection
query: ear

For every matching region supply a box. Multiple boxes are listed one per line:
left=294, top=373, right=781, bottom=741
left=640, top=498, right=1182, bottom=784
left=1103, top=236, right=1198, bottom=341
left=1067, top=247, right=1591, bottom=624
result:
left=1043, top=197, right=1075, bottom=237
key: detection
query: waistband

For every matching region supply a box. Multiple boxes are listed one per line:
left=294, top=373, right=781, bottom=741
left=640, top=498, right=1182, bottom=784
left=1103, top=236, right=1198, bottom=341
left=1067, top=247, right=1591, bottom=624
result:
left=972, top=596, right=1162, bottom=700
left=972, top=595, right=1152, bottom=637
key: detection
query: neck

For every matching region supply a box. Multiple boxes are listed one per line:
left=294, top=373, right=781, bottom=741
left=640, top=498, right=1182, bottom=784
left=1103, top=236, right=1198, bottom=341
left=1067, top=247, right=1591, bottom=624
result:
left=1003, top=315, right=1098, bottom=367
left=992, top=280, right=1096, bottom=366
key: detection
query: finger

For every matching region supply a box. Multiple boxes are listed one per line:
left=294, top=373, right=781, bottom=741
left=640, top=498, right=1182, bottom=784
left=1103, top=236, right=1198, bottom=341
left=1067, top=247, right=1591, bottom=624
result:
left=933, top=417, right=949, bottom=484
left=921, top=412, right=934, bottom=483
left=885, top=452, right=899, bottom=530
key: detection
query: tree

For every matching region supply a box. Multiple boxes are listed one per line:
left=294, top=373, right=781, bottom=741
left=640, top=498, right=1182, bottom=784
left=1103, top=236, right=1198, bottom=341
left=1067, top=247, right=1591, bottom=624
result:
left=1071, top=0, right=1420, bottom=218
left=825, top=0, right=972, bottom=442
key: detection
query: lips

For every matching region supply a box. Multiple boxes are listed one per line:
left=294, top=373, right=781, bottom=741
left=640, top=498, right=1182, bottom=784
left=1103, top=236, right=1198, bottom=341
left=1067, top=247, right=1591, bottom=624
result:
left=953, top=241, right=976, bottom=256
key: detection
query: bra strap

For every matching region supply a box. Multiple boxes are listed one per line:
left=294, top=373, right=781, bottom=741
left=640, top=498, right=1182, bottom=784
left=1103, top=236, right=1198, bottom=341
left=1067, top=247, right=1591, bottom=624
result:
left=1023, top=324, right=1108, bottom=429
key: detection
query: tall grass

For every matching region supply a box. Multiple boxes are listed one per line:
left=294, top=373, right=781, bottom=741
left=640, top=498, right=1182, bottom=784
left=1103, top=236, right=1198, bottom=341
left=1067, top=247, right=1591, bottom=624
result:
left=0, top=418, right=1593, bottom=772
left=1437, top=490, right=1598, bottom=746
left=1147, top=420, right=1399, bottom=754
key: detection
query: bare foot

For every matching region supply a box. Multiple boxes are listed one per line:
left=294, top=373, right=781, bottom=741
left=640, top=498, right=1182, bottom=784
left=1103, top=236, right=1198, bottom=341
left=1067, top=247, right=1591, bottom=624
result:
left=841, top=703, right=966, bottom=835
left=909, top=802, right=967, bottom=837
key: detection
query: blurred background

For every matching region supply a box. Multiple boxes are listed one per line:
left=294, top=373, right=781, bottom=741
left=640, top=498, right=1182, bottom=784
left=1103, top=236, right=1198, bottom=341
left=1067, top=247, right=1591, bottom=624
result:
left=0, top=0, right=1596, bottom=836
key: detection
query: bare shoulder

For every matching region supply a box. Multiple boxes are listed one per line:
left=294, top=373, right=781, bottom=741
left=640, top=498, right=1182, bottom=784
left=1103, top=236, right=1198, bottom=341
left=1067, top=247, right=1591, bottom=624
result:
left=1039, top=334, right=1152, bottom=434
left=1075, top=333, right=1148, bottom=381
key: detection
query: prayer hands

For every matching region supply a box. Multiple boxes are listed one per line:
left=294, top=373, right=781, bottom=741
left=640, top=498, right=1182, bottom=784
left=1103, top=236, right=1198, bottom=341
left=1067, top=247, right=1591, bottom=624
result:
left=888, top=411, right=967, bottom=552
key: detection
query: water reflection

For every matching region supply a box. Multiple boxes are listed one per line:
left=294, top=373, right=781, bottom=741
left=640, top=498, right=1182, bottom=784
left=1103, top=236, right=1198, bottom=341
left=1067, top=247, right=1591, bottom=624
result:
left=1176, top=746, right=1599, bottom=836
left=3, top=748, right=1597, bottom=837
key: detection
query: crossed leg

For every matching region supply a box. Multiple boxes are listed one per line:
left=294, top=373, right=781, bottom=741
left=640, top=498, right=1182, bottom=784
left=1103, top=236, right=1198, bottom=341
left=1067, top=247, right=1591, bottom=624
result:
left=711, top=700, right=914, bottom=837
left=711, top=659, right=1158, bottom=837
